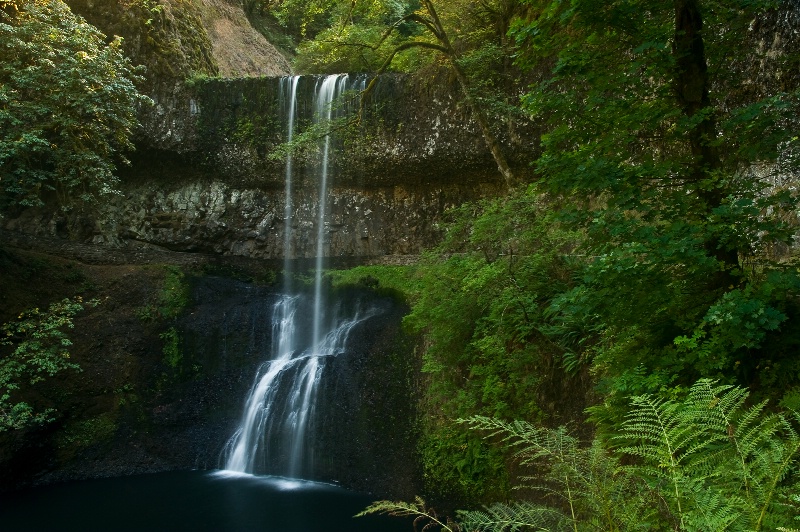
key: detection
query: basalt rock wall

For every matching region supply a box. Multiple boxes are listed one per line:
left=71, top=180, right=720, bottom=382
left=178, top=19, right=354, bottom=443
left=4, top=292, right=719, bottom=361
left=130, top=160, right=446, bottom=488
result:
left=6, top=73, right=525, bottom=260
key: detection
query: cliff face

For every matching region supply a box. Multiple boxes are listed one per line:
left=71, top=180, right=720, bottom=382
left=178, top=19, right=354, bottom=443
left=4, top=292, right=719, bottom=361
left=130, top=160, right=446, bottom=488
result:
left=5, top=73, right=529, bottom=260
left=124, top=73, right=528, bottom=260
left=64, top=0, right=291, bottom=83
left=0, top=245, right=419, bottom=498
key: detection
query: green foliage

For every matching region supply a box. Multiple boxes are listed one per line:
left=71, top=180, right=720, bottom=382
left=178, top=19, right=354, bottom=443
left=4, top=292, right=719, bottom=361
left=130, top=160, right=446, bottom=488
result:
left=408, top=191, right=579, bottom=420
left=137, top=266, right=190, bottom=322
left=403, top=191, right=582, bottom=501
left=295, top=18, right=424, bottom=73
left=505, top=0, right=800, bottom=417
left=131, top=0, right=163, bottom=26
left=451, top=380, right=800, bottom=531
left=0, top=0, right=149, bottom=212
left=327, top=264, right=422, bottom=303
left=270, top=0, right=425, bottom=72
left=0, top=296, right=97, bottom=431
left=420, top=423, right=511, bottom=503
left=160, top=326, right=181, bottom=369
left=289, top=0, right=524, bottom=76
left=267, top=112, right=355, bottom=162
left=184, top=72, right=217, bottom=88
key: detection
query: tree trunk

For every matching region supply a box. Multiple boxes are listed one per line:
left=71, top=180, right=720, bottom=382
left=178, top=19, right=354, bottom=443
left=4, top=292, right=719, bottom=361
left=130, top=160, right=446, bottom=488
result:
left=420, top=0, right=516, bottom=188
left=673, top=0, right=740, bottom=282
left=361, top=0, right=516, bottom=188
left=673, top=0, right=718, bottom=177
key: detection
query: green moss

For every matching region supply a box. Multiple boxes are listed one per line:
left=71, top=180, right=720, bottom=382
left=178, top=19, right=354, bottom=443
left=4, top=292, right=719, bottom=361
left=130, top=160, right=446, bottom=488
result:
left=65, top=0, right=219, bottom=91
left=136, top=265, right=190, bottom=322
left=56, top=412, right=118, bottom=452
left=232, top=114, right=279, bottom=147
left=160, top=266, right=189, bottom=318
left=114, top=384, right=139, bottom=408
left=327, top=264, right=421, bottom=304
left=160, top=326, right=181, bottom=369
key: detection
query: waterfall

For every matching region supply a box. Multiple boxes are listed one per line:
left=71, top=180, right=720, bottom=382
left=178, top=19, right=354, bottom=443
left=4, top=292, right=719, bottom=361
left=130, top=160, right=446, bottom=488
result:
left=280, top=75, right=300, bottom=293
left=222, top=74, right=373, bottom=479
left=222, top=295, right=376, bottom=477
left=312, top=74, right=345, bottom=348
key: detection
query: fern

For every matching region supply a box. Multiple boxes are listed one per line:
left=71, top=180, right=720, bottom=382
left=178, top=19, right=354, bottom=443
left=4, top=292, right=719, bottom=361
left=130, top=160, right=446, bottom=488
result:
left=359, top=381, right=800, bottom=531
left=457, top=501, right=568, bottom=531
left=617, top=379, right=800, bottom=531
left=355, top=496, right=458, bottom=531
left=459, top=416, right=655, bottom=531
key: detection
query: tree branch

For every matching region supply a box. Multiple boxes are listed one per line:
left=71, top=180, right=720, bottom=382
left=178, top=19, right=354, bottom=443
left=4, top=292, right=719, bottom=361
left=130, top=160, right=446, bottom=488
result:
left=356, top=0, right=516, bottom=188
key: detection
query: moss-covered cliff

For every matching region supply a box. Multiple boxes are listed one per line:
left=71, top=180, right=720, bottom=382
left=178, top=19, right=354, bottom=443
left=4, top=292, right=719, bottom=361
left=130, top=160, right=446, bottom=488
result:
left=3, top=72, right=527, bottom=259
left=0, top=236, right=419, bottom=497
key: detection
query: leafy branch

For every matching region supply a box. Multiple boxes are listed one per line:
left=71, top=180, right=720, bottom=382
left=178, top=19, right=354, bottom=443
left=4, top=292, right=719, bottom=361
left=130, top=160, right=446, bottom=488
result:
left=355, top=0, right=516, bottom=187
left=0, top=296, right=98, bottom=431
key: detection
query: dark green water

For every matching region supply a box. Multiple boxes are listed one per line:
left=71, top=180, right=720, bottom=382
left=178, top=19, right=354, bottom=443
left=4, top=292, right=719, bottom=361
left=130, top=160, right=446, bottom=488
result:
left=0, top=470, right=412, bottom=531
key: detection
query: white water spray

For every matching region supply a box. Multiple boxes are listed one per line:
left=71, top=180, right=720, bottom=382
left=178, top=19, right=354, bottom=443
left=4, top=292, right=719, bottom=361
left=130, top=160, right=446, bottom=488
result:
left=312, top=74, right=351, bottom=348
left=223, top=295, right=375, bottom=477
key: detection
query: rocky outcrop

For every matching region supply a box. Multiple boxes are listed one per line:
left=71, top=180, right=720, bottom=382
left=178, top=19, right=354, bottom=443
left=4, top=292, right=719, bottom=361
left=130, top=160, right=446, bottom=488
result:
left=143, top=74, right=522, bottom=258
left=97, top=180, right=500, bottom=258
left=4, top=73, right=521, bottom=259
left=65, top=0, right=291, bottom=86
left=196, top=0, right=291, bottom=77
left=63, top=0, right=292, bottom=152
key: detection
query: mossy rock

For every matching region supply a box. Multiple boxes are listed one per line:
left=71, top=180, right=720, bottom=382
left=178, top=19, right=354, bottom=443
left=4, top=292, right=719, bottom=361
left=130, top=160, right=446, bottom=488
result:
left=65, top=0, right=218, bottom=92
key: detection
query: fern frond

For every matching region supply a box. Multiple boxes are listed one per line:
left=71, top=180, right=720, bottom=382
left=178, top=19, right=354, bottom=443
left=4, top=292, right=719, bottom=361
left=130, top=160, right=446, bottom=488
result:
left=459, top=416, right=579, bottom=467
left=748, top=434, right=800, bottom=530
left=681, top=480, right=743, bottom=531
left=457, top=501, right=568, bottom=532
left=455, top=383, right=800, bottom=531
left=617, top=392, right=697, bottom=473
left=616, top=380, right=800, bottom=531
left=616, top=380, right=752, bottom=527
left=356, top=496, right=457, bottom=531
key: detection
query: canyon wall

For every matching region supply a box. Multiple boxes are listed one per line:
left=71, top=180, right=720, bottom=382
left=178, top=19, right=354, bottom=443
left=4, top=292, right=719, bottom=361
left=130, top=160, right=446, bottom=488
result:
left=5, top=73, right=531, bottom=260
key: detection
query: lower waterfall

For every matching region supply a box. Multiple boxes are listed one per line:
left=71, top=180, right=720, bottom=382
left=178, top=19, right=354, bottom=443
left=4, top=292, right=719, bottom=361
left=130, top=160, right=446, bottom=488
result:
left=221, top=293, right=378, bottom=478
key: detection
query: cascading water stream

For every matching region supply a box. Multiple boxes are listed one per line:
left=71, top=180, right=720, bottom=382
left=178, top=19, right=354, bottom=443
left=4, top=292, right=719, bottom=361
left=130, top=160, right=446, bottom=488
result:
left=312, top=74, right=347, bottom=349
left=280, top=75, right=300, bottom=294
left=223, top=295, right=376, bottom=477
left=222, top=74, right=374, bottom=480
